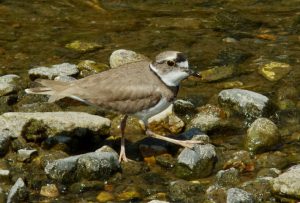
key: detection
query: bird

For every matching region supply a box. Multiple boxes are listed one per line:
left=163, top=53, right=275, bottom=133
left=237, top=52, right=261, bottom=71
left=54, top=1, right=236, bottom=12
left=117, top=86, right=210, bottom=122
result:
left=25, top=51, right=202, bottom=162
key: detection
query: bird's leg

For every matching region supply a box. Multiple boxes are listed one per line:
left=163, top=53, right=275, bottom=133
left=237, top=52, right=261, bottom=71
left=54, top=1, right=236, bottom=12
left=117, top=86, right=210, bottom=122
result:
left=119, top=115, right=128, bottom=162
left=145, top=128, right=203, bottom=149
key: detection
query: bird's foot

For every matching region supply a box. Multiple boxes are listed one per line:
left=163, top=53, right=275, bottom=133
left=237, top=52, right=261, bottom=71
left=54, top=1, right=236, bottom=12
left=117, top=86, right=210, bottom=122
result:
left=118, top=147, right=129, bottom=162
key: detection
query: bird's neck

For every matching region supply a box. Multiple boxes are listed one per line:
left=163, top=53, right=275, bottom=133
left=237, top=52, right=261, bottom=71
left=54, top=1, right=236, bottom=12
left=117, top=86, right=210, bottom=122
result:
left=149, top=63, right=188, bottom=87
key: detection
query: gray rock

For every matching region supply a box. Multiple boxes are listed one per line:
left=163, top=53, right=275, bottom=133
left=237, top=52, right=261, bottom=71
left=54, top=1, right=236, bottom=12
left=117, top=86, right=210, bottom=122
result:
left=272, top=164, right=300, bottom=199
left=0, top=74, right=20, bottom=96
left=54, top=75, right=76, bottom=82
left=0, top=112, right=110, bottom=138
left=0, top=129, right=11, bottom=156
left=7, top=178, right=28, bottom=203
left=173, top=99, right=195, bottom=115
left=257, top=168, right=281, bottom=178
left=175, top=144, right=216, bottom=179
left=109, top=49, right=149, bottom=68
left=218, top=88, right=270, bottom=120
left=17, top=149, right=38, bottom=162
left=44, top=154, right=80, bottom=183
left=187, top=104, right=228, bottom=132
left=45, top=146, right=119, bottom=183
left=245, top=118, right=280, bottom=154
left=227, top=188, right=254, bottom=203
left=28, top=63, right=79, bottom=80
left=216, top=168, right=240, bottom=187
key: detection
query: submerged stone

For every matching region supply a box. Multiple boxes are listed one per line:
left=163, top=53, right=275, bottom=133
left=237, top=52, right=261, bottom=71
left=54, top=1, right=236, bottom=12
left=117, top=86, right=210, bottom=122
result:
left=28, top=63, right=79, bottom=80
left=199, top=65, right=235, bottom=82
left=40, top=184, right=59, bottom=198
left=109, top=49, right=149, bottom=68
left=258, top=61, right=291, bottom=82
left=65, top=40, right=103, bottom=53
left=77, top=60, right=109, bottom=77
left=215, top=168, right=240, bottom=188
left=245, top=118, right=280, bottom=154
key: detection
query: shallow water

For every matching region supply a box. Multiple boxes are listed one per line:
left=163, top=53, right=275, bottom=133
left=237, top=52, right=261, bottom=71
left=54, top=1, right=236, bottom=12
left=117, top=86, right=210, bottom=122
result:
left=1, top=0, right=300, bottom=202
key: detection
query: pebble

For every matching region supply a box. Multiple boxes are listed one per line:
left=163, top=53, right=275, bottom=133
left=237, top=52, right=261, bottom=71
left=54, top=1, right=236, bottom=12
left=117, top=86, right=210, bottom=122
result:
left=175, top=144, right=216, bottom=179
left=28, top=63, right=79, bottom=80
left=0, top=112, right=110, bottom=138
left=218, top=88, right=270, bottom=119
left=40, top=184, right=59, bottom=197
left=215, top=168, right=240, bottom=187
left=0, top=169, right=10, bottom=181
left=168, top=180, right=205, bottom=202
left=65, top=40, right=103, bottom=53
left=7, top=178, right=28, bottom=203
left=0, top=74, right=20, bottom=96
left=17, top=148, right=38, bottom=162
left=96, top=191, right=114, bottom=202
left=77, top=60, right=109, bottom=77
left=272, top=164, right=300, bottom=199
left=258, top=61, right=291, bottom=81
left=245, top=118, right=280, bottom=154
left=227, top=188, right=255, bottom=203
left=109, top=49, right=149, bottom=68
left=199, top=65, right=235, bottom=82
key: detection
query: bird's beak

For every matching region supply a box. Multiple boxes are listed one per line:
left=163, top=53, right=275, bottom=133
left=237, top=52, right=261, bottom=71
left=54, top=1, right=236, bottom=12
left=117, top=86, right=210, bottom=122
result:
left=189, top=69, right=202, bottom=78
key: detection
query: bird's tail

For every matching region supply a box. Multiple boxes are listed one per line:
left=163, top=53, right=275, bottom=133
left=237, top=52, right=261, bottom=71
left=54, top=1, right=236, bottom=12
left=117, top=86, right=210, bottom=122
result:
left=25, top=79, right=70, bottom=102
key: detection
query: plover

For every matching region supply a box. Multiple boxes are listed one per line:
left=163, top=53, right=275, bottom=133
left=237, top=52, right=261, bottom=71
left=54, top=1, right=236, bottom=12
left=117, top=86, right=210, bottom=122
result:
left=26, top=51, right=202, bottom=162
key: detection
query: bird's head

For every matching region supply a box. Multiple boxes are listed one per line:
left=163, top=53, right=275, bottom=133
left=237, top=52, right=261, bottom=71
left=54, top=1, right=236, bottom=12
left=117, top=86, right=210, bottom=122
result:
left=150, top=51, right=200, bottom=86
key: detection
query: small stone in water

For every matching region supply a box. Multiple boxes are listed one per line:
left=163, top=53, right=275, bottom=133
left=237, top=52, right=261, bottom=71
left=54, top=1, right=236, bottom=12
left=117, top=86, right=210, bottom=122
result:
left=226, top=188, right=255, bottom=203
left=258, top=61, right=291, bottom=81
left=40, top=184, right=59, bottom=198
left=17, top=149, right=38, bottom=162
left=96, top=191, right=114, bottom=203
left=65, top=40, right=103, bottom=53
left=109, top=49, right=149, bottom=68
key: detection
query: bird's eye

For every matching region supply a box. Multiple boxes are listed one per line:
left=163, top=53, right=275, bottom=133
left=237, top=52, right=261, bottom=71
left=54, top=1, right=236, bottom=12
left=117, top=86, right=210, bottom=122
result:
left=167, top=60, right=175, bottom=66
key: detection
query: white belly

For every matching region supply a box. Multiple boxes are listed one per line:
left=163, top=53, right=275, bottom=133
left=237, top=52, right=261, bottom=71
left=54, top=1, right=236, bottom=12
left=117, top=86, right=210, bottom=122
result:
left=133, top=98, right=171, bottom=124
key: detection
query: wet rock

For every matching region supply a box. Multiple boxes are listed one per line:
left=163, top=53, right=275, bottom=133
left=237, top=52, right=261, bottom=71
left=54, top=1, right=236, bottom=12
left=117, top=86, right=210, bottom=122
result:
left=0, top=112, right=110, bottom=138
left=173, top=99, right=196, bottom=115
left=40, top=184, right=59, bottom=198
left=206, top=185, right=227, bottom=203
left=275, top=109, right=300, bottom=136
left=65, top=40, right=103, bottom=53
left=97, top=191, right=114, bottom=202
left=175, top=144, right=216, bottom=179
left=17, top=148, right=38, bottom=162
left=109, top=49, right=149, bottom=68
left=245, top=118, right=280, bottom=154
left=258, top=61, right=291, bottom=82
left=0, top=74, right=20, bottom=96
left=28, top=63, right=79, bottom=80
left=45, top=146, right=119, bottom=183
left=275, top=85, right=298, bottom=110
left=257, top=168, right=281, bottom=178
left=148, top=105, right=185, bottom=135
left=44, top=154, right=79, bottom=183
left=199, top=65, right=235, bottom=82
left=272, top=164, right=300, bottom=199
left=223, top=150, right=255, bottom=172
left=168, top=180, right=205, bottom=202
left=215, top=80, right=244, bottom=89
left=0, top=169, right=10, bottom=181
left=218, top=88, right=270, bottom=120
left=7, top=178, right=28, bottom=203
left=241, top=177, right=274, bottom=202
left=77, top=60, right=109, bottom=77
left=121, top=161, right=148, bottom=176
left=0, top=129, right=11, bottom=156
left=15, top=102, right=62, bottom=113
left=215, top=168, right=240, bottom=187
left=187, top=104, right=228, bottom=132
left=227, top=188, right=255, bottom=203
left=155, top=153, right=176, bottom=169
left=223, top=37, right=238, bottom=43
left=76, top=146, right=119, bottom=180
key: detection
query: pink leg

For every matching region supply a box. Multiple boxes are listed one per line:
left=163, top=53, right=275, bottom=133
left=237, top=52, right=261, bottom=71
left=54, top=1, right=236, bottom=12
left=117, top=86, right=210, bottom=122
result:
left=145, top=129, right=203, bottom=149
left=119, top=115, right=128, bottom=162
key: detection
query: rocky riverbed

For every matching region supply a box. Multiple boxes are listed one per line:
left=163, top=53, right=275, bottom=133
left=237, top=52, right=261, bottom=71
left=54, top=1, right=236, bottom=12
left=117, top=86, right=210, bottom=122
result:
left=1, top=0, right=300, bottom=202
